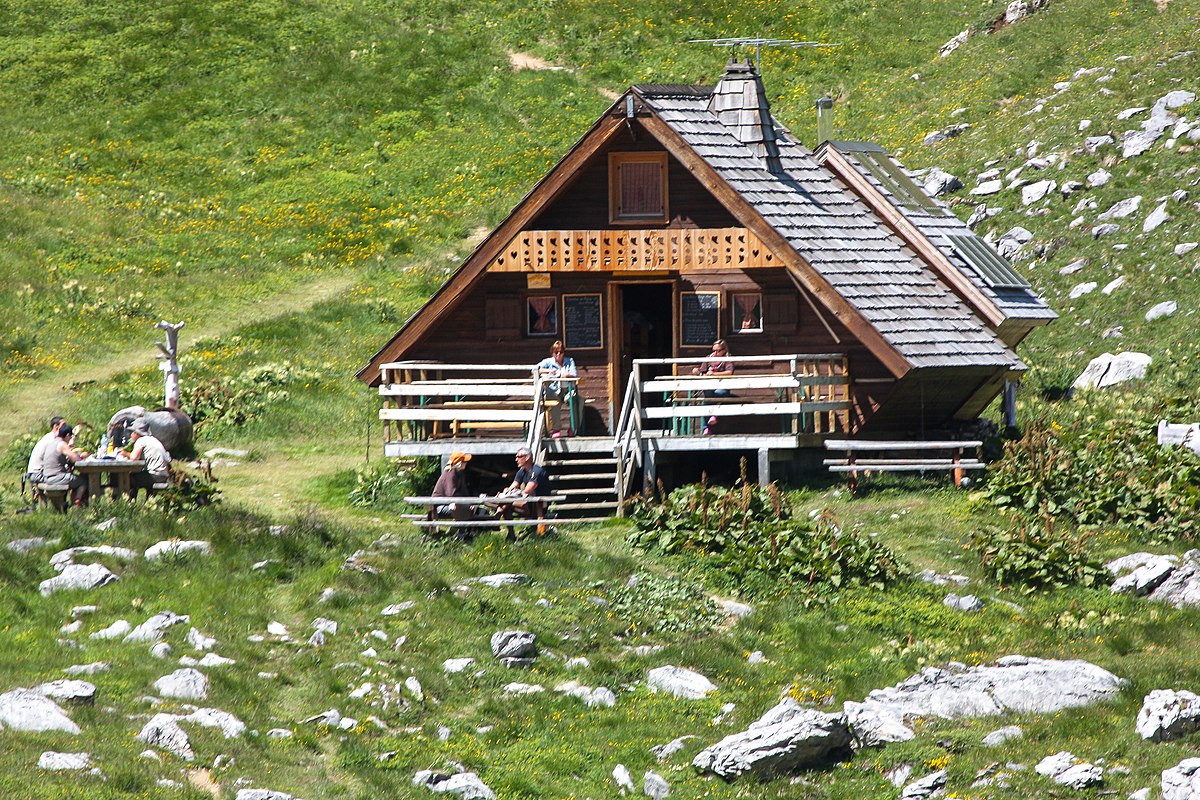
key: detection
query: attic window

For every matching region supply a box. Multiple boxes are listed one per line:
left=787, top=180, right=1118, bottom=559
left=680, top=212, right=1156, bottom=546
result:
left=609, top=152, right=668, bottom=223
left=946, top=234, right=1031, bottom=290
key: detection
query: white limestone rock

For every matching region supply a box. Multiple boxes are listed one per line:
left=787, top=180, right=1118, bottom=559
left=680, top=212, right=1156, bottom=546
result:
left=1069, top=281, right=1098, bottom=299
left=971, top=179, right=1003, bottom=196
left=1102, top=276, right=1126, bottom=295
left=1148, top=551, right=1200, bottom=608
left=1164, top=757, right=1200, bottom=800
left=1098, top=196, right=1143, bottom=221
left=443, top=658, right=476, bottom=674
left=236, top=791, right=298, bottom=800
left=36, top=680, right=96, bottom=706
left=136, top=713, right=194, bottom=760
left=153, top=668, right=209, bottom=700
left=555, top=681, right=617, bottom=708
left=853, top=656, right=1126, bottom=722
left=144, top=540, right=212, bottom=561
left=1111, top=555, right=1178, bottom=596
left=652, top=735, right=698, bottom=762
left=38, top=751, right=92, bottom=771
left=643, top=770, right=670, bottom=800
left=39, top=563, right=119, bottom=596
left=1146, top=301, right=1178, bottom=321
left=923, top=168, right=962, bottom=197
left=943, top=593, right=984, bottom=612
left=182, top=707, right=246, bottom=738
left=197, top=652, right=236, bottom=668
left=124, top=611, right=189, bottom=643
left=90, top=620, right=132, bottom=640
left=490, top=630, right=537, bottom=666
left=381, top=601, right=416, bottom=616
left=1022, top=179, right=1056, bottom=205
left=900, top=768, right=946, bottom=799
left=1073, top=352, right=1152, bottom=390
left=647, top=666, right=718, bottom=699
left=65, top=662, right=110, bottom=676
left=982, top=725, right=1024, bottom=746
left=843, top=701, right=915, bottom=747
left=1087, top=168, right=1112, bottom=187
left=187, top=628, right=217, bottom=651
left=1145, top=201, right=1172, bottom=232
left=692, top=699, right=851, bottom=781
left=49, top=545, right=137, bottom=572
left=1137, top=689, right=1200, bottom=742
left=613, top=763, right=636, bottom=794
left=0, top=688, right=80, bottom=734
left=470, top=572, right=529, bottom=588
left=412, top=769, right=497, bottom=799
left=502, top=683, right=544, bottom=695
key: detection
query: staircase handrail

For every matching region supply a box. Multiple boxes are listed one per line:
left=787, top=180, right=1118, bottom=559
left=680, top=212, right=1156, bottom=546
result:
left=613, top=366, right=645, bottom=515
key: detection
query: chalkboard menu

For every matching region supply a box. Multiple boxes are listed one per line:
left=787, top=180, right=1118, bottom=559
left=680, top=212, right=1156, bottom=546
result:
left=680, top=292, right=720, bottom=346
left=563, top=293, right=604, bottom=350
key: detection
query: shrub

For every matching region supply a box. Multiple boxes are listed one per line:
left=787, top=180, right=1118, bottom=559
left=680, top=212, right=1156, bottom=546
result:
left=984, top=413, right=1200, bottom=541
left=348, top=457, right=440, bottom=512
left=185, top=361, right=326, bottom=430
left=971, top=512, right=1109, bottom=592
left=148, top=462, right=222, bottom=514
left=629, top=471, right=904, bottom=602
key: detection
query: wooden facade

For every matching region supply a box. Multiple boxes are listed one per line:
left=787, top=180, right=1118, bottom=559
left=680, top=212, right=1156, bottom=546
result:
left=357, top=61, right=1054, bottom=495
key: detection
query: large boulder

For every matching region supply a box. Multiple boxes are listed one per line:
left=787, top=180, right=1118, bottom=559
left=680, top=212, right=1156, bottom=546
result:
left=1149, top=551, right=1200, bottom=608
left=39, top=563, right=119, bottom=597
left=692, top=699, right=851, bottom=780
left=1072, top=352, right=1152, bottom=390
left=647, top=666, right=718, bottom=700
left=852, top=656, right=1126, bottom=721
left=0, top=689, right=80, bottom=734
left=1138, top=690, right=1200, bottom=742
left=1164, top=758, right=1200, bottom=800
left=108, top=405, right=193, bottom=452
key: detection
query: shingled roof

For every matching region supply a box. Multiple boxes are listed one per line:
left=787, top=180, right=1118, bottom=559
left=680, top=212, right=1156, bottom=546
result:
left=633, top=62, right=1026, bottom=371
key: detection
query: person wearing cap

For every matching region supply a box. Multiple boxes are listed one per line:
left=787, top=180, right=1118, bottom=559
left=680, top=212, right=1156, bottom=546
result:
left=499, top=447, right=553, bottom=538
left=120, top=419, right=171, bottom=496
left=432, top=451, right=477, bottom=528
left=39, top=422, right=90, bottom=505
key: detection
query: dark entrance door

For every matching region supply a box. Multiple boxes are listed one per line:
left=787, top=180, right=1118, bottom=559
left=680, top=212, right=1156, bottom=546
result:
left=613, top=283, right=674, bottom=421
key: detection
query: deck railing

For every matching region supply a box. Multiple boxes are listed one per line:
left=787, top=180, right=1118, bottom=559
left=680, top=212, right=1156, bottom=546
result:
left=487, top=227, right=778, bottom=272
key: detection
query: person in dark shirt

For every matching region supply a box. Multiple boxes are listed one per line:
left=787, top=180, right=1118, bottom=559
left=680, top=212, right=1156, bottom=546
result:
left=430, top=451, right=478, bottom=537
left=500, top=447, right=552, bottom=539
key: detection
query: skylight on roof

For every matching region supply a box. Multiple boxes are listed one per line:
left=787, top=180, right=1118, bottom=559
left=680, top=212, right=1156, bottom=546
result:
left=946, top=234, right=1031, bottom=290
left=854, top=150, right=942, bottom=213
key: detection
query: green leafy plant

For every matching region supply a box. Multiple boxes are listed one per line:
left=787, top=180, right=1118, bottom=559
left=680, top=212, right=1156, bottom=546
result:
left=608, top=571, right=722, bottom=636
left=630, top=466, right=904, bottom=601
left=148, top=462, right=222, bottom=514
left=348, top=457, right=440, bottom=512
left=184, top=361, right=326, bottom=430
left=971, top=511, right=1109, bottom=592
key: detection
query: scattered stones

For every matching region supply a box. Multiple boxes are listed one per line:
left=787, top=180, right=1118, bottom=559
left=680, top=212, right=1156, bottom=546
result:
left=1022, top=179, right=1056, bottom=205
left=692, top=699, right=851, bottom=781
left=647, top=666, right=718, bottom=700
left=1084, top=135, right=1115, bottom=153
left=144, top=540, right=212, bottom=561
left=412, top=768, right=497, bottom=799
left=918, top=569, right=969, bottom=587
left=613, top=763, right=635, bottom=794
left=1102, top=276, right=1126, bottom=295
left=502, top=683, right=544, bottom=695
left=188, top=628, right=217, bottom=651
left=719, top=599, right=754, bottom=618
left=555, top=681, right=617, bottom=708
left=491, top=631, right=537, bottom=668
left=1036, top=752, right=1103, bottom=788
left=49, top=545, right=137, bottom=572
left=90, top=620, right=132, bottom=640
left=38, top=751, right=92, bottom=771
left=7, top=537, right=57, bottom=554
left=996, top=226, right=1034, bottom=259
left=136, top=713, right=194, bottom=760
left=937, top=29, right=969, bottom=58
left=39, top=563, right=119, bottom=596
left=1073, top=352, right=1152, bottom=389
left=236, top=790, right=298, bottom=800
left=381, top=601, right=416, bottom=616
left=153, top=668, right=209, bottom=700
left=923, top=124, right=970, bottom=145
left=1176, top=243, right=1199, bottom=256
left=0, top=688, right=80, bottom=734
left=1146, top=300, right=1178, bottom=321
left=1137, top=689, right=1200, bottom=742
left=843, top=702, right=915, bottom=747
left=469, top=573, right=529, bottom=588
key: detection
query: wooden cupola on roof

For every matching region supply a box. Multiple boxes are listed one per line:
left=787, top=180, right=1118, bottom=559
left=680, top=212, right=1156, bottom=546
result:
left=706, top=59, right=782, bottom=169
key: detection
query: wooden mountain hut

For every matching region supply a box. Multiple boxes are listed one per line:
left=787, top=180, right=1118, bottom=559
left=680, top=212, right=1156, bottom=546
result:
left=357, top=60, right=1054, bottom=517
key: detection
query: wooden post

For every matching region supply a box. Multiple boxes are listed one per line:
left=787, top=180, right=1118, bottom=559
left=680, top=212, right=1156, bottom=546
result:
left=155, top=320, right=185, bottom=410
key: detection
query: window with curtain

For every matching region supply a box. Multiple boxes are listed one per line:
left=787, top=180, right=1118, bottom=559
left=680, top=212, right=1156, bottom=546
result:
left=609, top=152, right=668, bottom=223
left=526, top=296, right=558, bottom=336
left=732, top=292, right=763, bottom=333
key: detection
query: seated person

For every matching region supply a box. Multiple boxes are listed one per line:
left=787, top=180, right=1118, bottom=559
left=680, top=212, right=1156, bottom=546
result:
left=24, top=415, right=64, bottom=500
left=533, top=340, right=577, bottom=437
left=121, top=419, right=171, bottom=496
left=692, top=339, right=733, bottom=434
left=431, top=451, right=479, bottom=532
left=499, top=447, right=552, bottom=538
left=40, top=423, right=90, bottom=506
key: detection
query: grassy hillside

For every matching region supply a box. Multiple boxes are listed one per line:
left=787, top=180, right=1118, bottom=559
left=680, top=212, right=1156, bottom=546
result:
left=3, top=0, right=1200, bottom=797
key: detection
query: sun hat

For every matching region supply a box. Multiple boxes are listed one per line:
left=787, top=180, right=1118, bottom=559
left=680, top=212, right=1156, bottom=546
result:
left=450, top=451, right=472, bottom=466
left=131, top=419, right=151, bottom=435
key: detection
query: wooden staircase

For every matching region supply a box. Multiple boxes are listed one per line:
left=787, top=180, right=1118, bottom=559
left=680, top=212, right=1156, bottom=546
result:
left=541, top=451, right=620, bottom=522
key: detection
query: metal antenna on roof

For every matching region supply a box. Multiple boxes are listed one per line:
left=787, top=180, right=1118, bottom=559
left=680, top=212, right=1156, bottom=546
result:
left=688, top=36, right=840, bottom=72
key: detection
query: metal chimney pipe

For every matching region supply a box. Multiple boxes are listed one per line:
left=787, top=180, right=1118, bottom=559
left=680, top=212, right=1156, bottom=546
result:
left=815, top=96, right=834, bottom=144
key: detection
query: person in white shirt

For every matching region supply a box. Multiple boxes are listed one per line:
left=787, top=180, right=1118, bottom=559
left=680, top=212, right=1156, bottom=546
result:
left=533, top=340, right=578, bottom=437
left=121, top=419, right=171, bottom=496
left=25, top=415, right=65, bottom=484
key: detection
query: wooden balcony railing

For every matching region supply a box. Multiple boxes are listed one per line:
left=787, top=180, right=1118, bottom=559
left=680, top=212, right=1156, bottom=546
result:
left=487, top=227, right=778, bottom=273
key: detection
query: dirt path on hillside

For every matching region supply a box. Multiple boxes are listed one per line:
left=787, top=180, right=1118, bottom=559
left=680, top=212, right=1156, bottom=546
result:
left=0, top=273, right=356, bottom=450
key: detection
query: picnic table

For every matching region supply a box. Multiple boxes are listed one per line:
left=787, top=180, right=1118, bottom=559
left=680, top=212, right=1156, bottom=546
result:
left=73, top=457, right=148, bottom=500
left=403, top=494, right=567, bottom=532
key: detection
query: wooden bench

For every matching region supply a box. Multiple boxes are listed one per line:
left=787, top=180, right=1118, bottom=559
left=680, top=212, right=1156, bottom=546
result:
left=36, top=484, right=71, bottom=512
left=404, top=494, right=566, bottom=537
left=823, top=439, right=984, bottom=493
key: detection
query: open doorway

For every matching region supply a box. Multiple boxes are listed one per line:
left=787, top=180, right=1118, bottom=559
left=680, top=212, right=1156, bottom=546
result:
left=612, top=282, right=674, bottom=419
